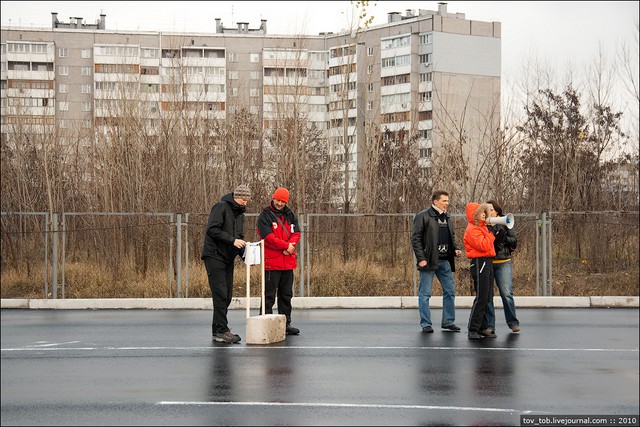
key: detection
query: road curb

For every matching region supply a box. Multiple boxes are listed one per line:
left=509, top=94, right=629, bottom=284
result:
left=1, top=296, right=637, bottom=310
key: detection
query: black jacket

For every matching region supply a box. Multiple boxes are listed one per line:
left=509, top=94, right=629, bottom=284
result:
left=489, top=224, right=517, bottom=260
left=411, top=206, right=460, bottom=272
left=201, top=193, right=246, bottom=263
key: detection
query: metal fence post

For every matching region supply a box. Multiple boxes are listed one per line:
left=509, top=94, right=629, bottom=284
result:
left=298, top=213, right=305, bottom=298
left=176, top=213, right=182, bottom=298
left=184, top=213, right=189, bottom=298
left=51, top=213, right=59, bottom=299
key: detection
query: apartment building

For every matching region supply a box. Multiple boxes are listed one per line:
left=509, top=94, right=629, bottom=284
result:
left=0, top=3, right=501, bottom=210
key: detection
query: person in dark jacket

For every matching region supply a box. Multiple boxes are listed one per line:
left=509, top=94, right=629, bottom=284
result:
left=411, top=190, right=463, bottom=334
left=201, top=184, right=252, bottom=344
left=485, top=199, right=520, bottom=334
left=256, top=187, right=302, bottom=335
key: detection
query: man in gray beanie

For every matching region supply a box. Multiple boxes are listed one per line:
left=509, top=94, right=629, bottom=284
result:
left=201, top=184, right=252, bottom=343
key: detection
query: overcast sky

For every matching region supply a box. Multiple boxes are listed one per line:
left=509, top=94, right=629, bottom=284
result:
left=2, top=1, right=639, bottom=101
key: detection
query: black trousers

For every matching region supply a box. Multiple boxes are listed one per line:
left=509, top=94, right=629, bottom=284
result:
left=203, top=257, right=234, bottom=334
left=467, top=257, right=494, bottom=333
left=262, top=270, right=294, bottom=324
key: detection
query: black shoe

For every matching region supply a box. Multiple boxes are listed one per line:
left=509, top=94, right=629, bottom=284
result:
left=213, top=331, right=241, bottom=344
left=468, top=331, right=484, bottom=340
left=479, top=328, right=497, bottom=338
left=422, top=326, right=434, bottom=334
left=286, top=325, right=300, bottom=335
left=442, top=324, right=461, bottom=332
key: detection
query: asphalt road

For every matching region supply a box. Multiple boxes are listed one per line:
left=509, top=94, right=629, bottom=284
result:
left=1, top=308, right=638, bottom=426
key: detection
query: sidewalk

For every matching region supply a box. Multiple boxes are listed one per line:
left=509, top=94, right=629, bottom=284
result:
left=1, top=295, right=638, bottom=309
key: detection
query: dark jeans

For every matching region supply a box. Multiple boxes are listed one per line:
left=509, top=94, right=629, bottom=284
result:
left=203, top=257, right=235, bottom=334
left=261, top=270, right=294, bottom=324
left=467, top=257, right=494, bottom=333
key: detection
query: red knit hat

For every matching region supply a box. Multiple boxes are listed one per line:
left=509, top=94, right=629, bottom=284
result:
left=272, top=187, right=290, bottom=204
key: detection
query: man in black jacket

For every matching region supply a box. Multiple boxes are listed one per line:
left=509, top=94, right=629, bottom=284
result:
left=411, top=190, right=462, bottom=334
left=201, top=184, right=252, bottom=344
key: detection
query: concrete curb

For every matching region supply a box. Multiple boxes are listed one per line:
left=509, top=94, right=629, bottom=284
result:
left=1, top=296, right=637, bottom=310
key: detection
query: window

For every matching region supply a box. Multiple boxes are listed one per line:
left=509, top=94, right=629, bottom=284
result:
left=419, top=34, right=432, bottom=45
left=81, top=102, right=91, bottom=112
left=250, top=88, right=258, bottom=97
left=420, top=54, right=432, bottom=64
left=81, top=84, right=91, bottom=94
left=58, top=48, right=68, bottom=58
left=81, top=49, right=91, bottom=59
left=81, top=66, right=91, bottom=76
left=58, top=101, right=69, bottom=111
left=230, top=87, right=238, bottom=97
left=59, top=119, right=67, bottom=129
left=228, top=52, right=238, bottom=62
left=32, top=44, right=47, bottom=53
left=419, top=148, right=432, bottom=158
left=367, top=47, right=374, bottom=56
left=250, top=53, right=260, bottom=63
left=367, top=65, right=373, bottom=75
left=250, top=71, right=259, bottom=80
left=58, top=83, right=68, bottom=93
left=367, top=101, right=374, bottom=111
left=368, top=83, right=374, bottom=92
left=419, top=72, right=432, bottom=83
left=229, top=71, right=238, bottom=80
left=58, top=66, right=69, bottom=75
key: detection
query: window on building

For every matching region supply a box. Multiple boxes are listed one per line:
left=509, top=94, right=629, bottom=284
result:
left=250, top=70, right=259, bottom=80
left=230, top=87, right=238, bottom=97
left=32, top=44, right=47, bottom=53
left=250, top=88, right=258, bottom=97
left=368, top=83, right=374, bottom=92
left=367, top=101, right=374, bottom=111
left=81, top=102, right=91, bottom=112
left=81, top=49, right=91, bottom=59
left=58, top=101, right=69, bottom=111
left=229, top=71, right=238, bottom=80
left=81, top=84, right=91, bottom=94
left=58, top=66, right=69, bottom=75
left=367, top=47, right=374, bottom=56
left=420, top=53, right=432, bottom=64
left=250, top=53, right=260, bottom=63
left=419, top=72, right=432, bottom=82
left=58, top=48, right=68, bottom=58
left=367, top=65, right=373, bottom=75
left=228, top=52, right=238, bottom=62
left=58, top=83, right=68, bottom=93
left=419, top=34, right=432, bottom=45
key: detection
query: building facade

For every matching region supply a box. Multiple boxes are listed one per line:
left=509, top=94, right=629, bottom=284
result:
left=1, top=3, right=501, bottom=211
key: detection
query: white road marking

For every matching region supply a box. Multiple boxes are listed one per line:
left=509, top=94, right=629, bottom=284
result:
left=1, top=345, right=637, bottom=352
left=156, top=400, right=535, bottom=413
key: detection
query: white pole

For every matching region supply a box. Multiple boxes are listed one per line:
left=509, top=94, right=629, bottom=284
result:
left=246, top=257, right=251, bottom=319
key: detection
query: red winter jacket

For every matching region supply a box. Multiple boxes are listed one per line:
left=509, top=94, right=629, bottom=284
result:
left=463, top=202, right=496, bottom=259
left=256, top=203, right=301, bottom=271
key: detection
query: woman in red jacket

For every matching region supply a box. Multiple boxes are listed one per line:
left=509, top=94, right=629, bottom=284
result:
left=463, top=202, right=496, bottom=340
left=256, top=187, right=302, bottom=335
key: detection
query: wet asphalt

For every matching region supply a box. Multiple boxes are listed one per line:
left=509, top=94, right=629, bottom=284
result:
left=1, top=307, right=638, bottom=426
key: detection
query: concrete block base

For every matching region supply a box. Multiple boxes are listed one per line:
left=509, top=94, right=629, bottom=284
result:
left=246, top=314, right=286, bottom=345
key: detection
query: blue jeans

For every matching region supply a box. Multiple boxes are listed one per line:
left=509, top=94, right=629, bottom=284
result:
left=486, top=260, right=519, bottom=330
left=418, top=259, right=456, bottom=328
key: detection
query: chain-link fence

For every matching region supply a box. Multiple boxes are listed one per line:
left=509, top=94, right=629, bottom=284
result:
left=1, top=211, right=638, bottom=299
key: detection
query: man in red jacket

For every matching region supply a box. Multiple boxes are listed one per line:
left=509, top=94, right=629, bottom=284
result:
left=257, top=187, right=302, bottom=335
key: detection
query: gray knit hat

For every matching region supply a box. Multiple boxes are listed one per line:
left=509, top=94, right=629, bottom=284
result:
left=233, top=184, right=252, bottom=200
